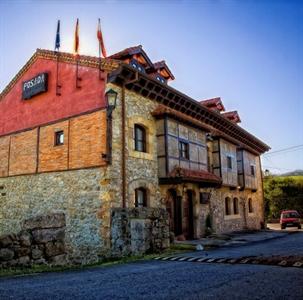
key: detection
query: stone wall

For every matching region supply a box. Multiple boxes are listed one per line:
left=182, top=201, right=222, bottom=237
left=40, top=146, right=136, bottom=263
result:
left=0, top=168, right=104, bottom=264
left=0, top=213, right=66, bottom=268
left=210, top=186, right=264, bottom=233
left=111, top=208, right=170, bottom=257
left=125, top=88, right=162, bottom=208
left=160, top=182, right=264, bottom=238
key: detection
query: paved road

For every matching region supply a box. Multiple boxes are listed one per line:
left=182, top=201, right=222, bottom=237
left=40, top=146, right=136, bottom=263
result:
left=181, top=231, right=303, bottom=259
left=0, top=232, right=302, bottom=300
left=267, top=222, right=303, bottom=232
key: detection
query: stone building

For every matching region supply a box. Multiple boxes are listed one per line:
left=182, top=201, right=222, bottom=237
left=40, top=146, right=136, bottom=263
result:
left=0, top=46, right=269, bottom=263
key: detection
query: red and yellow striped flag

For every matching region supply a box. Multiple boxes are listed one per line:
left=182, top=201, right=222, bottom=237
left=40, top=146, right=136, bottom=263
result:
left=97, top=18, right=107, bottom=58
left=74, top=18, right=79, bottom=56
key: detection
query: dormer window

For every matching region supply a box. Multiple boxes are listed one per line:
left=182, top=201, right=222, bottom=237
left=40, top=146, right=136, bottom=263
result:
left=156, top=75, right=166, bottom=84
left=130, top=59, right=145, bottom=73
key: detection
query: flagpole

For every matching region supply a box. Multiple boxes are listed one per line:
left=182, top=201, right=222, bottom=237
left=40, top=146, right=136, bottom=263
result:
left=55, top=20, right=61, bottom=96
left=98, top=18, right=102, bottom=80
left=76, top=58, right=81, bottom=89
left=99, top=41, right=102, bottom=80
left=56, top=52, right=61, bottom=95
left=74, top=18, right=81, bottom=89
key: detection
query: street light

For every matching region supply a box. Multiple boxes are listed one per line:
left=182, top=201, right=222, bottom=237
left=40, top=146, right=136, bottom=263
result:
left=105, top=89, right=118, bottom=115
left=102, top=89, right=118, bottom=163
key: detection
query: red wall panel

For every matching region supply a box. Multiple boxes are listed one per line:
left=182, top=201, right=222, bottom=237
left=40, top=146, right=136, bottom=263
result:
left=0, top=57, right=107, bottom=136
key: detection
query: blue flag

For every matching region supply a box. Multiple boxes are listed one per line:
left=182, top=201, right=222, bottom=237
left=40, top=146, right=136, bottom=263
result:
left=55, top=20, right=60, bottom=51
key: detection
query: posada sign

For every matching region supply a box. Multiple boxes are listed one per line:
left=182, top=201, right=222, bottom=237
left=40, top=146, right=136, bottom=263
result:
left=22, top=73, right=48, bottom=100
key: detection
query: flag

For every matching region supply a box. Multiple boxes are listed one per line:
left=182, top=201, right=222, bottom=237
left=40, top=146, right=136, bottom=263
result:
left=74, top=18, right=79, bottom=56
left=97, top=18, right=107, bottom=58
left=55, top=20, right=60, bottom=51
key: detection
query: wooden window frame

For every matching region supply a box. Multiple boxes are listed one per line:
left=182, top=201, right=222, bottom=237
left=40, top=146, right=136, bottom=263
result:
left=135, top=187, right=147, bottom=208
left=179, top=141, right=189, bottom=160
left=134, top=124, right=147, bottom=153
left=250, top=165, right=255, bottom=177
left=54, top=131, right=64, bottom=146
left=227, top=155, right=232, bottom=170
left=233, top=197, right=239, bottom=214
left=225, top=197, right=232, bottom=215
left=248, top=198, right=253, bottom=213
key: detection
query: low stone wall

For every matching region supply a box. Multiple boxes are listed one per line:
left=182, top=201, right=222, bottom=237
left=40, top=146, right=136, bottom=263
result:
left=111, top=208, right=170, bottom=257
left=0, top=168, right=103, bottom=265
left=0, top=213, right=66, bottom=268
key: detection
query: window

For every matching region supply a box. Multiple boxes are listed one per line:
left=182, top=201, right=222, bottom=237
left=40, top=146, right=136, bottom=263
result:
left=130, top=59, right=145, bottom=73
left=227, top=156, right=232, bottom=169
left=250, top=165, right=255, bottom=177
left=200, top=192, right=211, bottom=204
left=233, top=198, right=239, bottom=214
left=156, top=75, right=166, bottom=84
left=135, top=188, right=147, bottom=207
left=248, top=198, right=253, bottom=213
left=54, top=131, right=64, bottom=146
left=225, top=197, right=232, bottom=215
left=179, top=141, right=189, bottom=160
left=134, top=124, right=146, bottom=152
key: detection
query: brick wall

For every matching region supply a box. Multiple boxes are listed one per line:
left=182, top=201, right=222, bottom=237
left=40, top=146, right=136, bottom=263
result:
left=39, top=121, right=69, bottom=172
left=0, top=136, right=10, bottom=177
left=9, top=129, right=38, bottom=176
left=0, top=110, right=107, bottom=178
left=69, top=110, right=107, bottom=169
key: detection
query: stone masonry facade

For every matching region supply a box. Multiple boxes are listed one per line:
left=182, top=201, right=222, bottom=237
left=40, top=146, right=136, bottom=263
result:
left=111, top=208, right=169, bottom=257
left=0, top=48, right=269, bottom=266
left=0, top=169, right=104, bottom=264
left=0, top=213, right=66, bottom=268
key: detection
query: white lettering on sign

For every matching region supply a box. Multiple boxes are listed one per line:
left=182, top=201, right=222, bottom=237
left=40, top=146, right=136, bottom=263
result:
left=23, top=74, right=45, bottom=91
left=22, top=72, right=48, bottom=100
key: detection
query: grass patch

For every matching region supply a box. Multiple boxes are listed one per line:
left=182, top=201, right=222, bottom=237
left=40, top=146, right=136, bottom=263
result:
left=0, top=245, right=193, bottom=278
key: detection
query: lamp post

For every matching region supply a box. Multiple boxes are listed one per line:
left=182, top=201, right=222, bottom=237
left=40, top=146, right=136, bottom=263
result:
left=102, top=89, right=118, bottom=163
left=106, top=88, right=118, bottom=117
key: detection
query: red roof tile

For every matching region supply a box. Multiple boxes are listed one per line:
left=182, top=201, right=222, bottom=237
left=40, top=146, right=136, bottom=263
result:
left=151, top=60, right=175, bottom=80
left=168, top=166, right=222, bottom=184
left=108, top=45, right=142, bottom=58
left=108, top=45, right=154, bottom=67
left=221, top=111, right=241, bottom=123
left=200, top=97, right=225, bottom=112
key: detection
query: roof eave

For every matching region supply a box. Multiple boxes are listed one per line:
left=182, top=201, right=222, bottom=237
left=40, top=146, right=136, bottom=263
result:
left=108, top=63, right=270, bottom=154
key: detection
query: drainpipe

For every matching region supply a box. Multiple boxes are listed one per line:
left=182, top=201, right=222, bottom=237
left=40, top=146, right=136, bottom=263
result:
left=121, top=83, right=126, bottom=208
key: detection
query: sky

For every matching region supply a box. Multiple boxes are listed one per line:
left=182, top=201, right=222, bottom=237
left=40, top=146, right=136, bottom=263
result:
left=0, top=0, right=302, bottom=174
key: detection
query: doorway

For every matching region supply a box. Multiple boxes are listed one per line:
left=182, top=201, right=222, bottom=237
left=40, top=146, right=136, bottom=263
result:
left=183, top=190, right=194, bottom=239
left=166, top=189, right=182, bottom=236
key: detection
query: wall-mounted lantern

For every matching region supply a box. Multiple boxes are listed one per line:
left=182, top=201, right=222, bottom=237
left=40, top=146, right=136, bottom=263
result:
left=102, top=89, right=118, bottom=163
left=106, top=89, right=118, bottom=116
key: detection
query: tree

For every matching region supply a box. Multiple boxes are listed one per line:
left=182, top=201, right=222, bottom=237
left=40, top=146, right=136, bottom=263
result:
left=264, top=176, right=303, bottom=219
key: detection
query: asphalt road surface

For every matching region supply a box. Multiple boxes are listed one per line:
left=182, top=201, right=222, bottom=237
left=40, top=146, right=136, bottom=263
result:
left=1, top=232, right=302, bottom=300
left=267, top=222, right=303, bottom=232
